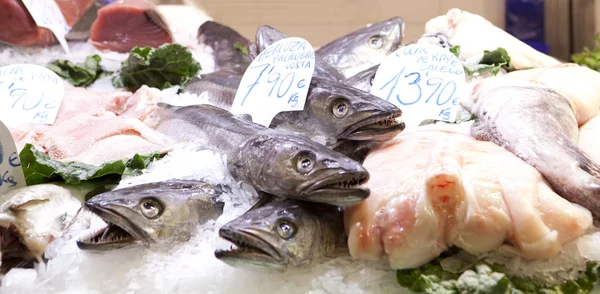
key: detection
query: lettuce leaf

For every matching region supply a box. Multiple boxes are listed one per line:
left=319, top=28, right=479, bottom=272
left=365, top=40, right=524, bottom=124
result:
left=234, top=43, right=249, bottom=56
left=116, top=43, right=202, bottom=91
left=397, top=258, right=600, bottom=294
left=572, top=34, right=600, bottom=72
left=47, top=54, right=106, bottom=87
left=450, top=46, right=513, bottom=77
left=19, top=143, right=163, bottom=186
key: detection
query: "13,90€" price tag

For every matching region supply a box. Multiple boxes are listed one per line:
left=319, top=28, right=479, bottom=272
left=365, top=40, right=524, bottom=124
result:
left=231, top=37, right=316, bottom=127
left=370, top=43, right=468, bottom=129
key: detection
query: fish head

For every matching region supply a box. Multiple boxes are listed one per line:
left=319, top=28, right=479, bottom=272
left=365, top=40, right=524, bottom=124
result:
left=255, top=25, right=288, bottom=54
left=77, top=180, right=225, bottom=251
left=215, top=199, right=343, bottom=268
left=305, top=77, right=405, bottom=142
left=343, top=64, right=380, bottom=92
left=317, top=17, right=404, bottom=77
left=235, top=133, right=370, bottom=206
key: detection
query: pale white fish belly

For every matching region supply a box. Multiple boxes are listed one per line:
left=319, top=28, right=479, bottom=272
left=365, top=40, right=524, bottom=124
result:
left=507, top=64, right=600, bottom=126
left=579, top=115, right=600, bottom=163
left=423, top=8, right=561, bottom=69
left=0, top=184, right=83, bottom=258
left=345, top=129, right=593, bottom=269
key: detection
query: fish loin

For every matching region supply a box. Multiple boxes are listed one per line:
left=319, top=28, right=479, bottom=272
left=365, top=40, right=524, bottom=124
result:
left=344, top=129, right=592, bottom=269
left=0, top=0, right=57, bottom=47
left=90, top=0, right=173, bottom=52
left=464, top=76, right=600, bottom=220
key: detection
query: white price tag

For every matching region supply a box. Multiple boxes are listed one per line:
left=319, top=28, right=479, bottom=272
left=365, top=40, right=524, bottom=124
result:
left=21, top=0, right=71, bottom=53
left=0, top=64, right=65, bottom=128
left=231, top=37, right=316, bottom=127
left=370, top=44, right=467, bottom=129
left=0, top=120, right=26, bottom=194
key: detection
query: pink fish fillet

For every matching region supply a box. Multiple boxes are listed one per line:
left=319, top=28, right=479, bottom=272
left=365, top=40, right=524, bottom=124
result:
left=90, top=0, right=173, bottom=53
left=344, top=128, right=593, bottom=270
left=0, top=0, right=94, bottom=47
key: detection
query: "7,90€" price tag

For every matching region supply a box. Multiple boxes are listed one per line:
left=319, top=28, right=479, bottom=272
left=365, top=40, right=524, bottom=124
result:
left=231, top=37, right=316, bottom=127
left=370, top=43, right=468, bottom=129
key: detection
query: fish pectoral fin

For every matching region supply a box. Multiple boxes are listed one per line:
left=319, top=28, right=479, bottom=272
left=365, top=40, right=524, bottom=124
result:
left=8, top=199, right=50, bottom=211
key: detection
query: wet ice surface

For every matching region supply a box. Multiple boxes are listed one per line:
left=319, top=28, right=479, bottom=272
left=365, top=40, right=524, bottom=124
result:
left=0, top=145, right=404, bottom=294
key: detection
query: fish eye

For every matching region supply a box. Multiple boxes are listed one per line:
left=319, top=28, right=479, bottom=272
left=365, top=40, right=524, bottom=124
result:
left=368, top=35, right=384, bottom=49
left=276, top=219, right=297, bottom=239
left=139, top=198, right=162, bottom=219
left=296, top=151, right=316, bottom=174
left=332, top=98, right=350, bottom=118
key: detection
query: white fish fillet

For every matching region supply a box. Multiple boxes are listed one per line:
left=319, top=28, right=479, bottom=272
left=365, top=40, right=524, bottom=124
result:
left=580, top=115, right=600, bottom=164
left=507, top=64, right=600, bottom=126
left=423, top=8, right=561, bottom=69
left=0, top=184, right=83, bottom=261
left=344, top=129, right=593, bottom=269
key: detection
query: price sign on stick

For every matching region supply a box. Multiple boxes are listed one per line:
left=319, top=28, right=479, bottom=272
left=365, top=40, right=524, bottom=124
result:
left=231, top=37, right=316, bottom=127
left=370, top=44, right=468, bottom=129
left=0, top=64, right=65, bottom=128
left=21, top=0, right=71, bottom=53
left=0, top=120, right=25, bottom=194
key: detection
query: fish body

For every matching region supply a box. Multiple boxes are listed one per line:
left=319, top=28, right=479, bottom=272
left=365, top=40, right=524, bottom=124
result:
left=249, top=25, right=346, bottom=82
left=90, top=0, right=173, bottom=53
left=464, top=76, right=600, bottom=220
left=0, top=184, right=85, bottom=273
left=76, top=180, right=225, bottom=250
left=215, top=199, right=347, bottom=269
left=197, top=21, right=251, bottom=75
left=155, top=103, right=370, bottom=206
left=182, top=72, right=405, bottom=145
left=342, top=64, right=379, bottom=92
left=580, top=115, right=600, bottom=164
left=316, top=17, right=404, bottom=79
left=345, top=128, right=593, bottom=269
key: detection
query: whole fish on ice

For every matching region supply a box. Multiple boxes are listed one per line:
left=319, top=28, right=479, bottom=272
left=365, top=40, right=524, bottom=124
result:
left=197, top=21, right=251, bottom=75
left=344, top=128, right=593, bottom=269
left=155, top=103, right=370, bottom=206
left=463, top=76, right=600, bottom=220
left=77, top=180, right=225, bottom=250
left=215, top=198, right=347, bottom=269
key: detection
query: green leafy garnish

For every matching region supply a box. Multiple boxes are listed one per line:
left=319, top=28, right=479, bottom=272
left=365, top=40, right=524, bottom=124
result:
left=450, top=45, right=460, bottom=58
left=397, top=258, right=600, bottom=294
left=451, top=47, right=513, bottom=77
left=47, top=54, right=106, bottom=87
left=234, top=43, right=249, bottom=56
left=571, top=34, right=600, bottom=72
left=19, top=143, right=163, bottom=186
left=116, top=43, right=202, bottom=91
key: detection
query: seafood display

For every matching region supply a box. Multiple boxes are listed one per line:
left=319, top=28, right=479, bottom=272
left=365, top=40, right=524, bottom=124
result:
left=0, top=2, right=599, bottom=294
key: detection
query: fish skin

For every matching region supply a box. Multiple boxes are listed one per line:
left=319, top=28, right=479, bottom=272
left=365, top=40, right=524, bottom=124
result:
left=76, top=180, right=225, bottom=251
left=197, top=21, right=251, bottom=75
left=342, top=64, right=379, bottom=92
left=155, top=103, right=370, bottom=207
left=249, top=25, right=346, bottom=82
left=215, top=198, right=347, bottom=269
left=182, top=71, right=405, bottom=145
left=316, top=17, right=404, bottom=79
left=464, top=76, right=600, bottom=220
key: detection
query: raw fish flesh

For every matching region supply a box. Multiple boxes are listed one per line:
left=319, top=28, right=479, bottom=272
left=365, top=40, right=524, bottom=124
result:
left=580, top=115, right=600, bottom=164
left=90, top=0, right=173, bottom=52
left=464, top=76, right=600, bottom=220
left=0, top=0, right=94, bottom=47
left=507, top=64, right=600, bottom=126
left=423, top=9, right=561, bottom=69
left=344, top=129, right=593, bottom=269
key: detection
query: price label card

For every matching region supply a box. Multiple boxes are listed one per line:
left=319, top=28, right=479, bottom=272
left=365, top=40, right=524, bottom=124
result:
left=21, top=0, right=71, bottom=53
left=370, top=44, right=467, bottom=129
left=0, top=64, right=65, bottom=128
left=231, top=37, right=315, bottom=127
left=0, top=120, right=25, bottom=194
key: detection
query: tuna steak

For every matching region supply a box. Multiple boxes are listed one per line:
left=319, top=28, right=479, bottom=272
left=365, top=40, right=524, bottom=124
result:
left=90, top=0, right=173, bottom=53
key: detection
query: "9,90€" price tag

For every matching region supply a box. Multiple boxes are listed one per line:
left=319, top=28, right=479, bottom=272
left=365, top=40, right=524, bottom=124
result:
left=370, top=43, right=468, bottom=129
left=231, top=37, right=316, bottom=127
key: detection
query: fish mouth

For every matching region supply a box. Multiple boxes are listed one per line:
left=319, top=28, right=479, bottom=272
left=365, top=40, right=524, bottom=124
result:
left=341, top=111, right=405, bottom=141
left=76, top=204, right=150, bottom=251
left=215, top=228, right=283, bottom=269
left=302, top=171, right=370, bottom=207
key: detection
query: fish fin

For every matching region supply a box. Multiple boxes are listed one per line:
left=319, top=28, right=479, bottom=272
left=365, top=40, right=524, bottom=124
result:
left=332, top=140, right=379, bottom=164
left=8, top=199, right=49, bottom=211
left=244, top=192, right=276, bottom=214
left=247, top=42, right=258, bottom=61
